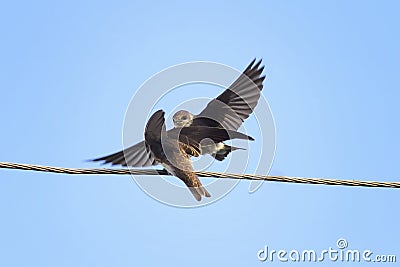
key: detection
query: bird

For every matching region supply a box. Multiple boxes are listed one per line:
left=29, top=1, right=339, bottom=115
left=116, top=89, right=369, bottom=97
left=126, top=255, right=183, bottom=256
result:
left=92, top=59, right=265, bottom=168
left=172, top=58, right=265, bottom=161
left=92, top=58, right=264, bottom=199
left=140, top=109, right=254, bottom=201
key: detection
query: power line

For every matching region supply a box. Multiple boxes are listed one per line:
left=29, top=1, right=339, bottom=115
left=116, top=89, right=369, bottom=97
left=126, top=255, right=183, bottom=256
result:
left=1, top=162, right=399, bottom=188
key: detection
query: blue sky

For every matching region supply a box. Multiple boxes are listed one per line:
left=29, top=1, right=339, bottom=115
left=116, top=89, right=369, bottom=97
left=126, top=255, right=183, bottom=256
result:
left=0, top=0, right=399, bottom=266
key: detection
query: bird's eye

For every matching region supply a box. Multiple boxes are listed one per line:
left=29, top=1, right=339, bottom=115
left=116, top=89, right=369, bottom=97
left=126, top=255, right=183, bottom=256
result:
left=182, top=116, right=187, bottom=120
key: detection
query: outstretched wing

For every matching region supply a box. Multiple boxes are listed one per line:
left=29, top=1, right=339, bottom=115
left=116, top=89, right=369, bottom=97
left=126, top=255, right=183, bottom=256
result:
left=92, top=140, right=156, bottom=167
left=192, top=58, right=265, bottom=130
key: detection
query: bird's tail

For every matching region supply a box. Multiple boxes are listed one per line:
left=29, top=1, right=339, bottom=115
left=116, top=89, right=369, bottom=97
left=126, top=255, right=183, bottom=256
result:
left=213, top=145, right=244, bottom=161
left=188, top=186, right=211, bottom=202
left=177, top=170, right=211, bottom=201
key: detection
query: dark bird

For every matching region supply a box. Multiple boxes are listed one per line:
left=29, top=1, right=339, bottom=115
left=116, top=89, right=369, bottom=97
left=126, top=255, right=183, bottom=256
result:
left=172, top=58, right=265, bottom=161
left=134, top=109, right=253, bottom=201
left=92, top=59, right=264, bottom=199
left=93, top=59, right=264, bottom=167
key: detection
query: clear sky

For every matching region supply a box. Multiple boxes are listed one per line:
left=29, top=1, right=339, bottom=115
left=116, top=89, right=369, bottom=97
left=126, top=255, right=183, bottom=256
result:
left=0, top=0, right=399, bottom=266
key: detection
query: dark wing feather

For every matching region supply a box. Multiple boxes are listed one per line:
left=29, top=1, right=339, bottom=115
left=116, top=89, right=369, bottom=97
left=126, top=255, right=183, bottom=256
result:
left=92, top=140, right=156, bottom=167
left=144, top=110, right=166, bottom=143
left=167, top=126, right=253, bottom=157
left=192, top=58, right=265, bottom=130
left=178, top=126, right=254, bottom=143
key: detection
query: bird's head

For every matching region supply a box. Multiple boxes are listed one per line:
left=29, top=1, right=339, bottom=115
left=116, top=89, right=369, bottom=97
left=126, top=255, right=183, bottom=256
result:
left=173, top=110, right=194, bottom=127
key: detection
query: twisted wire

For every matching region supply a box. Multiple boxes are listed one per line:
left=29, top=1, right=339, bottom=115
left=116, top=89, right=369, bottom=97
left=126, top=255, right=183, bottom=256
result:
left=0, top=162, right=399, bottom=188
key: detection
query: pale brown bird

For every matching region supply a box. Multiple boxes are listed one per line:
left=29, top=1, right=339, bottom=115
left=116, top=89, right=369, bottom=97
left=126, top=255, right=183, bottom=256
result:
left=94, top=109, right=254, bottom=201
left=93, top=59, right=265, bottom=167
